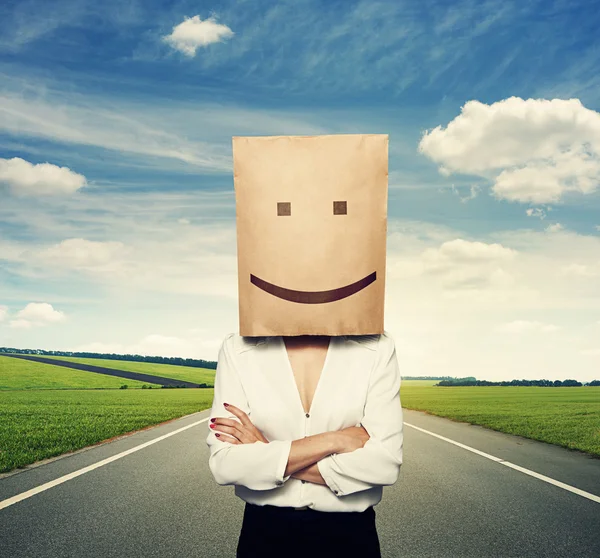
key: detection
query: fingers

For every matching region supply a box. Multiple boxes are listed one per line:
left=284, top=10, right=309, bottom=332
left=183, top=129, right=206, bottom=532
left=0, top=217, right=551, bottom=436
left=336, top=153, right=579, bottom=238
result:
left=212, top=417, right=240, bottom=428
left=221, top=403, right=264, bottom=442
left=223, top=403, right=252, bottom=427
left=214, top=432, right=241, bottom=444
left=212, top=412, right=256, bottom=443
left=211, top=421, right=247, bottom=442
left=213, top=404, right=268, bottom=444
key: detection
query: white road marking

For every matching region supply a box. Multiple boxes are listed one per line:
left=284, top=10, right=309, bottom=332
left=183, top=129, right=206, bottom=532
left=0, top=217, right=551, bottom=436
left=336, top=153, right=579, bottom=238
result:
left=0, top=417, right=210, bottom=511
left=1, top=416, right=598, bottom=511
left=405, top=422, right=600, bottom=504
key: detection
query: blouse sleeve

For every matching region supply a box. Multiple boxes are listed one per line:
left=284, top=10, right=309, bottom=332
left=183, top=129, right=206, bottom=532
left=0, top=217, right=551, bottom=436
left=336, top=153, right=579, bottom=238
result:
left=317, top=332, right=403, bottom=497
left=206, top=333, right=293, bottom=491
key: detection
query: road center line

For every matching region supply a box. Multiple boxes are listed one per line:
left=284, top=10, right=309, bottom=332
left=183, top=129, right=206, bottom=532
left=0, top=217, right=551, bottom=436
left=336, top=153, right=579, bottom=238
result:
left=404, top=422, right=600, bottom=504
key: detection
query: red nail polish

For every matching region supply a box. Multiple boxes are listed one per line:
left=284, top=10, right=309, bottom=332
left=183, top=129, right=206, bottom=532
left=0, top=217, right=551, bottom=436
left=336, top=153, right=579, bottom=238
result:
left=215, top=433, right=221, bottom=437
left=224, top=403, right=229, bottom=407
left=210, top=418, right=215, bottom=422
left=210, top=424, right=215, bottom=428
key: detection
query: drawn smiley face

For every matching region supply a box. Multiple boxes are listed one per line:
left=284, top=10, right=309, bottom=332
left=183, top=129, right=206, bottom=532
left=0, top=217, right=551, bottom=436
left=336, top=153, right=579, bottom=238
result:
left=233, top=133, right=388, bottom=336
left=249, top=200, right=377, bottom=304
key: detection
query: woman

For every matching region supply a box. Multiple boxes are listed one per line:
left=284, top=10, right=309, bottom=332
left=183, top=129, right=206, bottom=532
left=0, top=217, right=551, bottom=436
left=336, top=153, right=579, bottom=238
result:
left=206, top=330, right=403, bottom=557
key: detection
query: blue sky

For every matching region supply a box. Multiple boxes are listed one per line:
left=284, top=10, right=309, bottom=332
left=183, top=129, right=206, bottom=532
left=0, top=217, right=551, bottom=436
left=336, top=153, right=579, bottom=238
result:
left=1, top=0, right=599, bottom=381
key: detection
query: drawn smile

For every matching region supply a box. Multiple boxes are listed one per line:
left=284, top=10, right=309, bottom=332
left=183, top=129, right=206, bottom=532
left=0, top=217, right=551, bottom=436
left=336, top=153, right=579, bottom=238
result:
left=250, top=271, right=376, bottom=304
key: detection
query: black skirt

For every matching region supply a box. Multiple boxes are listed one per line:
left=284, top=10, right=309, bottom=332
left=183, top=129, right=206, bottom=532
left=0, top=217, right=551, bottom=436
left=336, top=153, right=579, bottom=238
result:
left=236, top=502, right=381, bottom=558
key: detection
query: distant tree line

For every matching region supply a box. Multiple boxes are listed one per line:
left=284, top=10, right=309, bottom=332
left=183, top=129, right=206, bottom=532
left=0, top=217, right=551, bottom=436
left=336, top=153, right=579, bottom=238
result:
left=403, top=375, right=457, bottom=380
left=401, top=376, right=598, bottom=386
left=0, top=347, right=217, bottom=370
left=436, top=378, right=599, bottom=387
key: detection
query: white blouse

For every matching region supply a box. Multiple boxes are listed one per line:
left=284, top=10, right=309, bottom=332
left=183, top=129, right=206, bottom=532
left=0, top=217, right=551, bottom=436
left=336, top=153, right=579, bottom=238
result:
left=206, top=331, right=404, bottom=512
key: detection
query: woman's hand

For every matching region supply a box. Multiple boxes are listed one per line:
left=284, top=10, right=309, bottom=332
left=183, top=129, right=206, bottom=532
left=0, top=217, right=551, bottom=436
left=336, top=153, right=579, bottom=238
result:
left=335, top=425, right=370, bottom=454
left=210, top=403, right=269, bottom=444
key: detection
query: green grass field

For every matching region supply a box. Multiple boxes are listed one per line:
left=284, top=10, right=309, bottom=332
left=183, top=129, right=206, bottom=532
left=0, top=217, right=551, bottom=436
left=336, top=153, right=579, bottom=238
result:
left=399, top=380, right=600, bottom=456
left=0, top=356, right=153, bottom=390
left=0, top=388, right=214, bottom=473
left=0, top=356, right=598, bottom=475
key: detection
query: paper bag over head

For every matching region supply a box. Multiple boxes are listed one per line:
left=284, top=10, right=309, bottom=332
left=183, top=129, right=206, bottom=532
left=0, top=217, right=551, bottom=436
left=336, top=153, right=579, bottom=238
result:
left=233, top=134, right=388, bottom=336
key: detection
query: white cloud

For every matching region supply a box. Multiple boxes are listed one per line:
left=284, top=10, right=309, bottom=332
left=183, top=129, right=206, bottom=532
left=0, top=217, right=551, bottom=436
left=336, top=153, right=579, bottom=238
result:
left=418, top=97, right=600, bottom=204
left=545, top=223, right=564, bottom=233
left=0, top=76, right=327, bottom=174
left=448, top=183, right=480, bottom=202
left=0, top=305, right=8, bottom=322
left=560, top=263, right=600, bottom=277
left=496, top=320, right=561, bottom=333
left=0, top=189, right=240, bottom=298
left=10, top=302, right=66, bottom=329
left=390, top=238, right=517, bottom=290
left=386, top=221, right=600, bottom=312
left=0, top=90, right=232, bottom=172
left=382, top=222, right=600, bottom=381
left=0, top=157, right=86, bottom=196
left=493, top=150, right=600, bottom=203
left=163, top=15, right=234, bottom=57
left=18, top=226, right=238, bottom=298
left=38, top=238, right=130, bottom=271
left=580, top=348, right=600, bottom=356
left=429, top=239, right=516, bottom=262
left=526, top=207, right=547, bottom=219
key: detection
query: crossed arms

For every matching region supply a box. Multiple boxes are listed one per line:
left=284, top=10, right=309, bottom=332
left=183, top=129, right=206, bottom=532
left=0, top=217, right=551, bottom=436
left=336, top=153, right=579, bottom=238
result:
left=206, top=333, right=404, bottom=497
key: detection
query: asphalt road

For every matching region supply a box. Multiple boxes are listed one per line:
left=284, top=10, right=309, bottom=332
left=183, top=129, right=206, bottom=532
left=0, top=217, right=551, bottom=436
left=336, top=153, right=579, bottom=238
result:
left=2, top=354, right=204, bottom=388
left=0, top=408, right=598, bottom=558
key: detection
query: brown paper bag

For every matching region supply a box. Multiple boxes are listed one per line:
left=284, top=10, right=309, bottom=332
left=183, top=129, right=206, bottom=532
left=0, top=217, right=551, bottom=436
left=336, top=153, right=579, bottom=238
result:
left=233, top=134, right=388, bottom=336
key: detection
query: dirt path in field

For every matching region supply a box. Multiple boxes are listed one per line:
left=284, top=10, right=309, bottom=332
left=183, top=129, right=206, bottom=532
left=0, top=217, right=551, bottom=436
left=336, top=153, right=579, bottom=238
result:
left=2, top=354, right=206, bottom=388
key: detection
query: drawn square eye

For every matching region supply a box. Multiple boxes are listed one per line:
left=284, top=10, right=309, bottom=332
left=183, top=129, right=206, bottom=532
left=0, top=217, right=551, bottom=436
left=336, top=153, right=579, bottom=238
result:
left=333, top=200, right=347, bottom=215
left=277, top=202, right=291, bottom=216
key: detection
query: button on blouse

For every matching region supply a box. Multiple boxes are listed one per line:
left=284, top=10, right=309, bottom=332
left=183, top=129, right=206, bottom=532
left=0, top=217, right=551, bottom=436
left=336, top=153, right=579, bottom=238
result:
left=206, top=331, right=404, bottom=513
